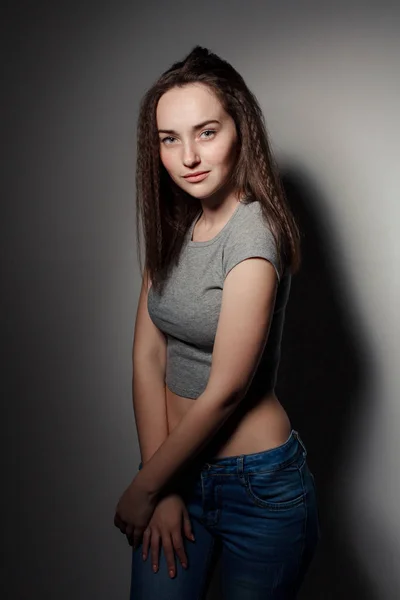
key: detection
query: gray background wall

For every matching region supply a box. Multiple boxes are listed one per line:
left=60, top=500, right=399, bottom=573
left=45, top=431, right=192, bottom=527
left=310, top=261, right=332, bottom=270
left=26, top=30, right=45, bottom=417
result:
left=3, top=1, right=399, bottom=598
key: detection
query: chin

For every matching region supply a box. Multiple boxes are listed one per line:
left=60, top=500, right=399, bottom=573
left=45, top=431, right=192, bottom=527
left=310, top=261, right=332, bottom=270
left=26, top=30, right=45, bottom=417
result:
left=188, top=188, right=218, bottom=200
left=186, top=180, right=227, bottom=199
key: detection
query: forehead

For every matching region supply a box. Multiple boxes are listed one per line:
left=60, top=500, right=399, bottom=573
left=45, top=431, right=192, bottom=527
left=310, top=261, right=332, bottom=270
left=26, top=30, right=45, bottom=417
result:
left=156, top=84, right=224, bottom=127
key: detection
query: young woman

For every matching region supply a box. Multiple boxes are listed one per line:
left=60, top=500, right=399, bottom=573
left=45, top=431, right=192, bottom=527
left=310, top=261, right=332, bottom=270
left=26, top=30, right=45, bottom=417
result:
left=114, top=45, right=320, bottom=599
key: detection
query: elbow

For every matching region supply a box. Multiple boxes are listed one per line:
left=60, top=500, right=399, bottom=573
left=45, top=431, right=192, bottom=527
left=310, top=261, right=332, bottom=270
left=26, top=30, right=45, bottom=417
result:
left=204, top=379, right=246, bottom=412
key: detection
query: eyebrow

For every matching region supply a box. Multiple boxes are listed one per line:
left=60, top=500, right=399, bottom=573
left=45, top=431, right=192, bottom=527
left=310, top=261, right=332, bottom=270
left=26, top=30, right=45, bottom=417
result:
left=157, top=119, right=221, bottom=135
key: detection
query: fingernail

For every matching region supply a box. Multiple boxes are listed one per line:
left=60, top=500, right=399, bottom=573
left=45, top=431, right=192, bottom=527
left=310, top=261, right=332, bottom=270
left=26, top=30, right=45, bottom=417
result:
left=142, top=553, right=146, bottom=561
left=191, top=534, right=195, bottom=541
left=169, top=569, right=174, bottom=578
left=153, top=564, right=157, bottom=573
left=182, top=562, right=187, bottom=569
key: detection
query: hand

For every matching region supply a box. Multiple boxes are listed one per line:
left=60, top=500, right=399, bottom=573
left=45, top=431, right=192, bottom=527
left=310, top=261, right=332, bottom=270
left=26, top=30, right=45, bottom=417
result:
left=141, top=493, right=195, bottom=579
left=114, top=478, right=158, bottom=549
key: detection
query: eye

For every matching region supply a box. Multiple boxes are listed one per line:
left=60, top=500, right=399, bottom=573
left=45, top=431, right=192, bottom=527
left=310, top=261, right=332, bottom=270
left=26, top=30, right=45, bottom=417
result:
left=201, top=129, right=216, bottom=139
left=160, top=136, right=176, bottom=145
left=160, top=130, right=216, bottom=145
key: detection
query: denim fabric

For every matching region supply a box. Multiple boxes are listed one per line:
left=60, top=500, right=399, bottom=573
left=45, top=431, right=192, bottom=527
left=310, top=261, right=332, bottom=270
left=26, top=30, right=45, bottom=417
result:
left=130, top=429, right=320, bottom=599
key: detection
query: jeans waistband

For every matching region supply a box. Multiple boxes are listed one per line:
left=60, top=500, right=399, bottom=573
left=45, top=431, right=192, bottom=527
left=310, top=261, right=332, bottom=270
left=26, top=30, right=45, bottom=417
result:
left=200, top=429, right=306, bottom=475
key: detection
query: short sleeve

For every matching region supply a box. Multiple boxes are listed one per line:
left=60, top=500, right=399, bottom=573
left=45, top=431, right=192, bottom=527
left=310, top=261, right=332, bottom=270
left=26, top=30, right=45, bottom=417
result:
left=222, top=207, right=282, bottom=283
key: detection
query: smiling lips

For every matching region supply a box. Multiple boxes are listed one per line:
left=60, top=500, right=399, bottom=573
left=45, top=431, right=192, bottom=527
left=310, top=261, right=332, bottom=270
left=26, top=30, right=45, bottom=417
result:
left=183, top=171, right=210, bottom=182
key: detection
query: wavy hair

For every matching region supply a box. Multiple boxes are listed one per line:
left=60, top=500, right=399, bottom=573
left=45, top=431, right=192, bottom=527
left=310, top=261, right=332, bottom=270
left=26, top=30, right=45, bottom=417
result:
left=135, top=45, right=301, bottom=294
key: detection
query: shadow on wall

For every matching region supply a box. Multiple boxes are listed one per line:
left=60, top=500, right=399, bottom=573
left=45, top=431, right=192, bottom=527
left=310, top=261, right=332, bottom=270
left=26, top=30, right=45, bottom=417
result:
left=277, top=167, right=376, bottom=599
left=203, top=167, right=377, bottom=600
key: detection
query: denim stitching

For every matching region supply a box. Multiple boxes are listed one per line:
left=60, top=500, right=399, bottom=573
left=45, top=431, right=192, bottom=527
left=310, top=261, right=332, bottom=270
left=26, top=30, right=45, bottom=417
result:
left=294, top=431, right=308, bottom=457
left=206, top=430, right=297, bottom=468
left=241, top=436, right=306, bottom=510
left=245, top=451, right=304, bottom=474
left=244, top=479, right=306, bottom=511
left=204, top=432, right=305, bottom=476
left=203, top=450, right=303, bottom=478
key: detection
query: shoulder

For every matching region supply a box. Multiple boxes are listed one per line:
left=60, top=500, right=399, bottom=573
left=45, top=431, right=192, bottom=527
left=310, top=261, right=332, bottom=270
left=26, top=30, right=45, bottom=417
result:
left=222, top=200, right=282, bottom=283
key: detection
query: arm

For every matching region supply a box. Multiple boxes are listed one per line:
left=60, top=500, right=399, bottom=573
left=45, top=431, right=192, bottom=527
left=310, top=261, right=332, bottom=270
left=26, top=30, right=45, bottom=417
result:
left=133, top=357, right=168, bottom=466
left=132, top=267, right=168, bottom=466
left=135, top=257, right=278, bottom=497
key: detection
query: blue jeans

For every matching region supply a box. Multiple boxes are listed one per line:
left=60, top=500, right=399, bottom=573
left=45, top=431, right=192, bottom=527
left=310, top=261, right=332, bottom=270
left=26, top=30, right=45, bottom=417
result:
left=130, top=429, right=320, bottom=599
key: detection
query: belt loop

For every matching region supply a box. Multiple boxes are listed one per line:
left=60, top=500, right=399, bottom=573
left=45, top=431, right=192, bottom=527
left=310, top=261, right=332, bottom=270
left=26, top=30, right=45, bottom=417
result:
left=237, top=455, right=246, bottom=483
left=294, top=430, right=307, bottom=457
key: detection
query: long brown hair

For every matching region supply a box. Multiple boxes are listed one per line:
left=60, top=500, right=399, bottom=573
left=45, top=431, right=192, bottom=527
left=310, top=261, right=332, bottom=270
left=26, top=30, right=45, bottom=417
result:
left=135, top=45, right=301, bottom=295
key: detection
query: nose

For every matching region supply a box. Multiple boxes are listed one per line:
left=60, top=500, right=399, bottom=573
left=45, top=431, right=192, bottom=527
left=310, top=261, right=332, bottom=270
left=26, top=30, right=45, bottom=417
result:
left=182, top=142, right=200, bottom=167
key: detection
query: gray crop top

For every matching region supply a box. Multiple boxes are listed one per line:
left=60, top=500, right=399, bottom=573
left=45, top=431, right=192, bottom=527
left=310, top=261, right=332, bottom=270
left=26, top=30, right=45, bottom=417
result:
left=147, top=199, right=292, bottom=399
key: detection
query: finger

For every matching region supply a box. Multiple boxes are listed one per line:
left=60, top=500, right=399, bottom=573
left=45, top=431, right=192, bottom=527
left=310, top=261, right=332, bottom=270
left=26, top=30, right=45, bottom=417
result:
left=133, top=528, right=143, bottom=551
left=126, top=524, right=134, bottom=546
left=142, top=527, right=151, bottom=560
left=182, top=508, right=195, bottom=542
left=161, top=533, right=176, bottom=579
left=150, top=530, right=161, bottom=573
left=171, top=530, right=188, bottom=569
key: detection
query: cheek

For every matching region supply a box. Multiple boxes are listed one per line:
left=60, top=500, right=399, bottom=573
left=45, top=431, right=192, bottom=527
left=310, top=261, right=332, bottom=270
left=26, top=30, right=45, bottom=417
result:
left=159, top=149, right=176, bottom=173
left=205, top=139, right=238, bottom=167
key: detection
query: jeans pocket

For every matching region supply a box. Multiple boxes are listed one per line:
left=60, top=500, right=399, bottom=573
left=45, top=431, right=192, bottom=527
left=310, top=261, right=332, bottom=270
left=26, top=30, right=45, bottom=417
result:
left=244, top=462, right=306, bottom=511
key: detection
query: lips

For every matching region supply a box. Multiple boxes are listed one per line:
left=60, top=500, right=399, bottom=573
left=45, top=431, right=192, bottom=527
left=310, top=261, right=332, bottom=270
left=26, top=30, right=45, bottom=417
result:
left=183, top=171, right=210, bottom=182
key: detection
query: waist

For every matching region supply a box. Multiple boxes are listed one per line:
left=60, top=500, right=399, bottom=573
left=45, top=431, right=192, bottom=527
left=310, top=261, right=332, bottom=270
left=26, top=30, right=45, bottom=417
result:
left=166, top=385, right=292, bottom=458
left=166, top=385, right=279, bottom=421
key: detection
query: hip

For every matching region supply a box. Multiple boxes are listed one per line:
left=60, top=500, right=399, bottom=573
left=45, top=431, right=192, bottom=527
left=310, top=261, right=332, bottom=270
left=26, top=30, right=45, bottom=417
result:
left=180, top=429, right=321, bottom=566
left=134, top=430, right=321, bottom=597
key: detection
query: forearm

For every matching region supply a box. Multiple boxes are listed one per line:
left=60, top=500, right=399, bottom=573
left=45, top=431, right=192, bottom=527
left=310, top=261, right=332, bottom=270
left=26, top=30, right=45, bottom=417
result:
left=132, top=355, right=169, bottom=466
left=135, top=387, right=241, bottom=497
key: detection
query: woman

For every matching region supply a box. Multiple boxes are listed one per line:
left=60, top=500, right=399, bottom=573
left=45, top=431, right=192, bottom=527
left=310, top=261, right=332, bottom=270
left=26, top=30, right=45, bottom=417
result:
left=114, top=46, right=320, bottom=599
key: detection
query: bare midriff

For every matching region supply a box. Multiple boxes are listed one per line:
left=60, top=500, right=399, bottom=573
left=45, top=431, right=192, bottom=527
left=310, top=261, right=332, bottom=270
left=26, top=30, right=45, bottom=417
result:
left=165, top=385, right=292, bottom=459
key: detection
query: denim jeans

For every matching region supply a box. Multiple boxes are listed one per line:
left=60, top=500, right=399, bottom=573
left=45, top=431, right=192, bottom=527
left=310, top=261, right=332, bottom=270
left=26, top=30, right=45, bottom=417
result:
left=129, top=429, right=320, bottom=599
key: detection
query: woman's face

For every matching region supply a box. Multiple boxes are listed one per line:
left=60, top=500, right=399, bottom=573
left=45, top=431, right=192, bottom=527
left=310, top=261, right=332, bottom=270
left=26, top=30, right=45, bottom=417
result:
left=156, top=83, right=239, bottom=199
